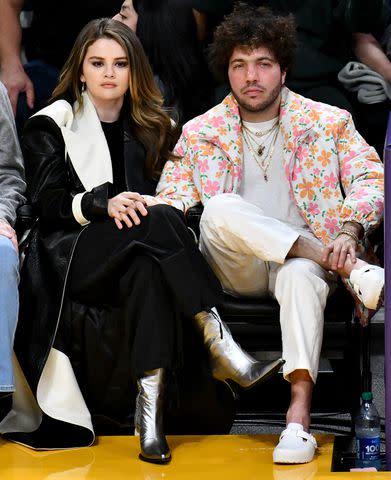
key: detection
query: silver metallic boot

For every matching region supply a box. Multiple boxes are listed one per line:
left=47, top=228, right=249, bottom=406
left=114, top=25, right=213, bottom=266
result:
left=134, top=369, right=171, bottom=464
left=194, top=309, right=284, bottom=392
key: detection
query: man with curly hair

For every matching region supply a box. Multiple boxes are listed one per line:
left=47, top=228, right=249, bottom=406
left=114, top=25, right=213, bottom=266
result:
left=156, top=2, right=384, bottom=464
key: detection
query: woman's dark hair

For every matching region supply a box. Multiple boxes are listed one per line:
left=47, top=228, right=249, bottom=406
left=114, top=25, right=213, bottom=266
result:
left=133, top=0, right=213, bottom=123
left=208, top=2, right=297, bottom=83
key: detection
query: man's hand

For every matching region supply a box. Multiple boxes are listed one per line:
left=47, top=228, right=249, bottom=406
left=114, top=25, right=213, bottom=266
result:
left=108, top=191, right=148, bottom=229
left=322, top=234, right=358, bottom=271
left=322, top=222, right=363, bottom=270
left=0, top=219, right=18, bottom=252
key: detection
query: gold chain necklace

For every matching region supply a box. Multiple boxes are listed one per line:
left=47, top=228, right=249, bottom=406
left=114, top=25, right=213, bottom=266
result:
left=242, top=124, right=280, bottom=181
left=242, top=121, right=279, bottom=156
left=242, top=119, right=279, bottom=138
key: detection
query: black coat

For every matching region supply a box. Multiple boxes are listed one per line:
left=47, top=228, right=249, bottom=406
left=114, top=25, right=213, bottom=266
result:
left=16, top=113, right=157, bottom=392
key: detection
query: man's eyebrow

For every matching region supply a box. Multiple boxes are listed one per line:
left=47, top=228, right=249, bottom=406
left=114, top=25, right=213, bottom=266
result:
left=230, top=56, right=274, bottom=63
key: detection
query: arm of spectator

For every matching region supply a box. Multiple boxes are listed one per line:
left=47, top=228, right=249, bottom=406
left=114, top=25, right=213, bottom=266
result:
left=353, top=32, right=391, bottom=83
left=0, top=0, right=34, bottom=114
left=0, top=82, right=26, bottom=227
left=192, top=9, right=207, bottom=42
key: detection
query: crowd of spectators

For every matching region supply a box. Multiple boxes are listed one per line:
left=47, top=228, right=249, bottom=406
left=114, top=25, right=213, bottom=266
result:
left=0, top=0, right=390, bottom=154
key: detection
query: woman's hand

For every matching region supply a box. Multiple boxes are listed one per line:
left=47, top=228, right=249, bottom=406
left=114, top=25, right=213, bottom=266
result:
left=108, top=191, right=148, bottom=229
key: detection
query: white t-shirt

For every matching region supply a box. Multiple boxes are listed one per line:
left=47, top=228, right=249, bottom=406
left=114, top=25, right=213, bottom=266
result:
left=238, top=118, right=316, bottom=242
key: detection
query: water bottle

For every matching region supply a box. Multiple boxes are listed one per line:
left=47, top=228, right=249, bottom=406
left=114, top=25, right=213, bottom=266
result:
left=355, top=391, right=381, bottom=468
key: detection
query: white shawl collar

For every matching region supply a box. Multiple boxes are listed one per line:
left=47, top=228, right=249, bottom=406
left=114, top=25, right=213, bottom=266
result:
left=33, top=91, right=113, bottom=191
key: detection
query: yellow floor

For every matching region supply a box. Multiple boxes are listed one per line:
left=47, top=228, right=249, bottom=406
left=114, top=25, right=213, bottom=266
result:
left=2, top=434, right=391, bottom=480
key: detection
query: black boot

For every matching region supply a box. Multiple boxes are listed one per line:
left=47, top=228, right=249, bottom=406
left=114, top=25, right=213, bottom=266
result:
left=134, top=369, right=171, bottom=464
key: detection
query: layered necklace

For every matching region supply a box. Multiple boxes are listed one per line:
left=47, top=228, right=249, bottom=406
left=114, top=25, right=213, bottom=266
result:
left=241, top=119, right=280, bottom=182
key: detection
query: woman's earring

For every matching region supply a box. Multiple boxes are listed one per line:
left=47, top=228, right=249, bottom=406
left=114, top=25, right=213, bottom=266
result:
left=81, top=81, right=86, bottom=93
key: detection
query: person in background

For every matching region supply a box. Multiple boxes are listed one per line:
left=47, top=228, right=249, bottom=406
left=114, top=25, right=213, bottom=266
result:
left=0, top=80, right=26, bottom=404
left=156, top=3, right=385, bottom=464
left=1, top=18, right=282, bottom=463
left=113, top=0, right=214, bottom=125
left=0, top=0, right=123, bottom=133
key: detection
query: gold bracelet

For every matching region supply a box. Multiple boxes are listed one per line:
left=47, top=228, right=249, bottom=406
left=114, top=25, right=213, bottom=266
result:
left=337, top=228, right=360, bottom=244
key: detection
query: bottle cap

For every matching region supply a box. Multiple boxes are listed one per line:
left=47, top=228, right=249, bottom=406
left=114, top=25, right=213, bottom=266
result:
left=362, top=391, right=373, bottom=401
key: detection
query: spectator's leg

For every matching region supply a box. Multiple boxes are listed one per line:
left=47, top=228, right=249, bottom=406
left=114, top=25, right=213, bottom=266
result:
left=271, top=258, right=333, bottom=393
left=271, top=257, right=333, bottom=463
left=0, top=236, right=19, bottom=394
left=199, top=193, right=299, bottom=296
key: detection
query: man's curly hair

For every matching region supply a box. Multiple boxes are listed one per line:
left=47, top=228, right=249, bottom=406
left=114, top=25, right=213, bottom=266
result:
left=208, top=2, right=297, bottom=83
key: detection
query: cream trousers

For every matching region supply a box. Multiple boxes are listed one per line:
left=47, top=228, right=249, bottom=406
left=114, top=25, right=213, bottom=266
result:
left=199, top=194, right=336, bottom=383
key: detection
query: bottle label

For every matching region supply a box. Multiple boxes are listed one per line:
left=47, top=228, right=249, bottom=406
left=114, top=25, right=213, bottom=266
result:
left=356, top=436, right=381, bottom=461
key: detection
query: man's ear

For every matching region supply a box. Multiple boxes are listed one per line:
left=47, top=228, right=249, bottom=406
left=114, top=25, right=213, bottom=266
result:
left=282, top=70, right=287, bottom=85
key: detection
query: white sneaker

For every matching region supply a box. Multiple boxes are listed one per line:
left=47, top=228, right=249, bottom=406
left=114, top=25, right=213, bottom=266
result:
left=273, top=423, right=317, bottom=464
left=350, top=265, right=384, bottom=310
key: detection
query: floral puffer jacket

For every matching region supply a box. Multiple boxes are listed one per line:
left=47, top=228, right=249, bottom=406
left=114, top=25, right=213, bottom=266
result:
left=156, top=87, right=384, bottom=245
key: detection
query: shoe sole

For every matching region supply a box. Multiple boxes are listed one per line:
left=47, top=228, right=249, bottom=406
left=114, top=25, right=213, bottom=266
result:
left=139, top=453, right=171, bottom=464
left=243, top=358, right=285, bottom=391
left=220, top=358, right=285, bottom=398
left=273, top=448, right=315, bottom=464
left=273, top=456, right=314, bottom=464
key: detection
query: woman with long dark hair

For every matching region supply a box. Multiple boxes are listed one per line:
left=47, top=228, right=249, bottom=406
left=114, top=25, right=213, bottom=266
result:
left=1, top=18, right=283, bottom=463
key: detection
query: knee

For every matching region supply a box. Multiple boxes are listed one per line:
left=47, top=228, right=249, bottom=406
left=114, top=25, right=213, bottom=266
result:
left=147, top=204, right=189, bottom=237
left=148, top=203, right=184, bottom=224
left=276, top=259, right=329, bottom=294
left=201, top=193, right=240, bottom=229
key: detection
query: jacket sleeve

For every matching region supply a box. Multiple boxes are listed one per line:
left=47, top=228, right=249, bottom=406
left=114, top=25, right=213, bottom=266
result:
left=337, top=112, right=384, bottom=234
left=0, top=82, right=26, bottom=227
left=22, top=115, right=110, bottom=228
left=155, top=133, right=201, bottom=212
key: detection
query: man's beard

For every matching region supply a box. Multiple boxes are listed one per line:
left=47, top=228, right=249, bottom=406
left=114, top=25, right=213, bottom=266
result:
left=232, top=82, right=282, bottom=114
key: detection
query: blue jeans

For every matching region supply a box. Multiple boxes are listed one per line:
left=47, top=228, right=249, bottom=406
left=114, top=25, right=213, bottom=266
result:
left=0, top=236, right=19, bottom=391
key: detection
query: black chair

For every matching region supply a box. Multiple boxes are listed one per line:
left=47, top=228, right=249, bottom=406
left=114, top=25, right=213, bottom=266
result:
left=186, top=203, right=372, bottom=426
